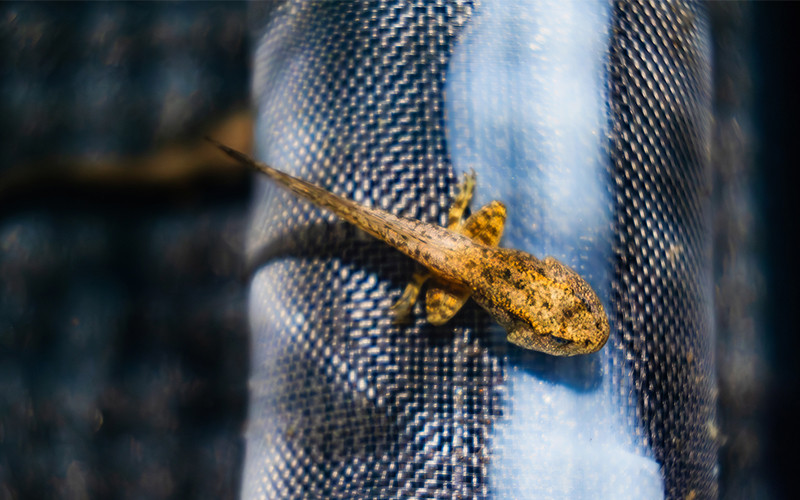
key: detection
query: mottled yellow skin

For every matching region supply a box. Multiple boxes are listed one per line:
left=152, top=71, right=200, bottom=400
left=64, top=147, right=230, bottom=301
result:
left=210, top=140, right=610, bottom=356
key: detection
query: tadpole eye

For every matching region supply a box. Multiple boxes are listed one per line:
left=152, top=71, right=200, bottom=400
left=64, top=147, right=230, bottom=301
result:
left=562, top=305, right=579, bottom=320
left=548, top=335, right=572, bottom=346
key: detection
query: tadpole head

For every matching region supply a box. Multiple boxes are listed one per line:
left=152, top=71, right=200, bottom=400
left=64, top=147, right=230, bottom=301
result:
left=472, top=250, right=610, bottom=356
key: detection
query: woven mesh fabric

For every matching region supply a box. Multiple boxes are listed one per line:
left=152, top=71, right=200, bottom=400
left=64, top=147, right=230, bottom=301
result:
left=609, top=1, right=717, bottom=498
left=243, top=1, right=716, bottom=499
left=244, top=2, right=494, bottom=498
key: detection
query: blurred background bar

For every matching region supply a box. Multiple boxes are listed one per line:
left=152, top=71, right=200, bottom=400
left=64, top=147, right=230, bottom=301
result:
left=1, top=3, right=252, bottom=499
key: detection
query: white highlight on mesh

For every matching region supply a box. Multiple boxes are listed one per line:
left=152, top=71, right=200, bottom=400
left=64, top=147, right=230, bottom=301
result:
left=445, top=1, right=663, bottom=498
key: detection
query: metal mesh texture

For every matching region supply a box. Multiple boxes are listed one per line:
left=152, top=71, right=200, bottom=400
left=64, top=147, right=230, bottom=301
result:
left=608, top=1, right=717, bottom=499
left=244, top=3, right=498, bottom=498
left=243, top=1, right=716, bottom=499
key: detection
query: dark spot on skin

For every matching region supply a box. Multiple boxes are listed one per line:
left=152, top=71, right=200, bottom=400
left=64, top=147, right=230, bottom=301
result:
left=501, top=269, right=511, bottom=280
left=414, top=248, right=420, bottom=257
left=542, top=301, right=550, bottom=309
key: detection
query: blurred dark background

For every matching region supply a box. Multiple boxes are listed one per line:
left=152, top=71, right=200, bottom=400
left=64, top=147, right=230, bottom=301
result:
left=0, top=2, right=798, bottom=499
left=0, top=3, right=252, bottom=499
left=755, top=3, right=800, bottom=500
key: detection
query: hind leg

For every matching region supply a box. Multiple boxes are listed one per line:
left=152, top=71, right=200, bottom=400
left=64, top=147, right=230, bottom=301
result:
left=446, top=169, right=476, bottom=231
left=391, top=171, right=476, bottom=321
left=425, top=200, right=507, bottom=325
left=391, top=269, right=429, bottom=322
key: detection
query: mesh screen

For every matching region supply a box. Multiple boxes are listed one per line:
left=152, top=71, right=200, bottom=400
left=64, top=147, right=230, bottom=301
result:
left=609, top=1, right=717, bottom=499
left=242, top=1, right=716, bottom=499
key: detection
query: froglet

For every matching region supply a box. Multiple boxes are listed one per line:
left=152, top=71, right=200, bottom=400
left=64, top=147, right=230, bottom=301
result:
left=209, top=139, right=609, bottom=356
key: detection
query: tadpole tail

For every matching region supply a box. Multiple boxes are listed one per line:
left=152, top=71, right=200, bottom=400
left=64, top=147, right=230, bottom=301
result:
left=207, top=138, right=471, bottom=282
